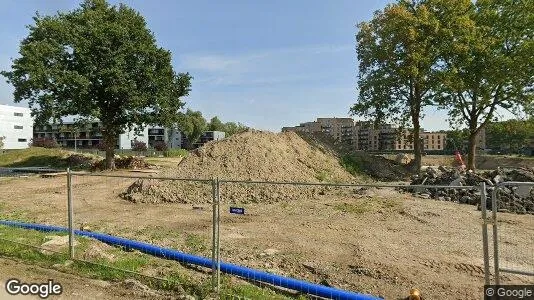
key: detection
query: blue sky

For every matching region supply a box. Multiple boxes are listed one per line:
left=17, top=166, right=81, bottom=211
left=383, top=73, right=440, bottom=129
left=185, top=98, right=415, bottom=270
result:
left=0, top=0, right=454, bottom=132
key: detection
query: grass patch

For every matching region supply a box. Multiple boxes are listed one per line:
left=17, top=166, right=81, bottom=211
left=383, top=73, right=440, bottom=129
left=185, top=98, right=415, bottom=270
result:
left=315, top=170, right=330, bottom=182
left=340, top=154, right=365, bottom=176
left=0, top=225, right=302, bottom=299
left=185, top=233, right=207, bottom=254
left=0, top=147, right=69, bottom=168
left=220, top=276, right=302, bottom=300
left=163, top=149, right=189, bottom=158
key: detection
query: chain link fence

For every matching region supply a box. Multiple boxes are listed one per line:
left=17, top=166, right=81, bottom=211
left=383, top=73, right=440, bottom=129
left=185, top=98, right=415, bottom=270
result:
left=1, top=171, right=533, bottom=299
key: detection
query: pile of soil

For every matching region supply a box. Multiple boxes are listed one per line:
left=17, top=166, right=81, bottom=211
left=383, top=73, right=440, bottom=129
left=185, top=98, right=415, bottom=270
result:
left=121, top=130, right=358, bottom=204
left=408, top=166, right=534, bottom=214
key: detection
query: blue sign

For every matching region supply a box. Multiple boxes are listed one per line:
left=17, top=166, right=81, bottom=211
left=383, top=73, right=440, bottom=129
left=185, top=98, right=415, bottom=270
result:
left=229, top=207, right=245, bottom=215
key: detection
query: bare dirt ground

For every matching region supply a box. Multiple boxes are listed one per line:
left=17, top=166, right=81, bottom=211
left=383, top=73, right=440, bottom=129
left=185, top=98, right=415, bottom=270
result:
left=1, top=173, right=533, bottom=299
left=0, top=257, right=161, bottom=299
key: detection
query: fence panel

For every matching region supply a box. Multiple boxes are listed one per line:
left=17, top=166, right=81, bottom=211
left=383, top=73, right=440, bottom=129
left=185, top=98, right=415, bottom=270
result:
left=69, top=172, right=217, bottom=298
left=491, top=182, right=534, bottom=285
left=216, top=180, right=486, bottom=300
left=0, top=171, right=71, bottom=262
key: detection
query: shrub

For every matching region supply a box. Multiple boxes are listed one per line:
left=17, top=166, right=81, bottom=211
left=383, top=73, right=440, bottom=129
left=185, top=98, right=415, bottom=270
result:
left=153, top=141, right=168, bottom=151
left=32, top=137, right=60, bottom=148
left=164, top=148, right=188, bottom=157
left=132, top=140, right=147, bottom=151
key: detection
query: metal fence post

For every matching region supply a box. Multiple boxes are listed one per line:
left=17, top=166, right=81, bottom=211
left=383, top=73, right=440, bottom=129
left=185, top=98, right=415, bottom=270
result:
left=480, top=182, right=490, bottom=285
left=492, top=186, right=500, bottom=285
left=211, top=178, right=217, bottom=292
left=67, top=168, right=75, bottom=259
left=216, top=177, right=221, bottom=295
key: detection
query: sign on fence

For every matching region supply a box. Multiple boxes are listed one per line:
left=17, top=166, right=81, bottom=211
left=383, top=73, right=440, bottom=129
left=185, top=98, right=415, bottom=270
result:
left=229, top=207, right=245, bottom=215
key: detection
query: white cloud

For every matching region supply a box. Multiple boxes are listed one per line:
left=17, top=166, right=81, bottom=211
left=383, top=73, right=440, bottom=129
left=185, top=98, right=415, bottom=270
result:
left=178, top=44, right=353, bottom=87
left=179, top=44, right=353, bottom=72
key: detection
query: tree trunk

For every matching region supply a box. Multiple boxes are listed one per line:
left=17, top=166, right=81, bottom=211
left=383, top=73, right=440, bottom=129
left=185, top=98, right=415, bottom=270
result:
left=103, top=132, right=116, bottom=170
left=412, top=120, right=422, bottom=173
left=467, top=132, right=477, bottom=170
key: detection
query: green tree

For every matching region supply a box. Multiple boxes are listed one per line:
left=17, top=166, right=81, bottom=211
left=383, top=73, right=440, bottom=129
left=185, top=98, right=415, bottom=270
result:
left=486, top=119, right=534, bottom=154
left=1, top=0, right=192, bottom=169
left=176, top=109, right=207, bottom=149
left=352, top=0, right=449, bottom=172
left=0, top=136, right=4, bottom=150
left=223, top=122, right=248, bottom=137
left=207, top=116, right=225, bottom=132
left=436, top=0, right=534, bottom=169
left=443, top=129, right=469, bottom=153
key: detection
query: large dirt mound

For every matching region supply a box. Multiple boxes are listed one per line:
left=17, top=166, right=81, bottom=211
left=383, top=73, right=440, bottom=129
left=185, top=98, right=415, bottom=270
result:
left=121, top=130, right=358, bottom=204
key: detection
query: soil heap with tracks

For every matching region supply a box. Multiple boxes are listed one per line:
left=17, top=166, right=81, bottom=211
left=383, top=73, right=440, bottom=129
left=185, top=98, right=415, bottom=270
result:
left=121, top=130, right=358, bottom=204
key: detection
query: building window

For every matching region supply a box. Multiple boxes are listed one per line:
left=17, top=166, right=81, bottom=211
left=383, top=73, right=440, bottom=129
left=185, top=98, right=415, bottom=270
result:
left=14, top=125, right=23, bottom=129
left=18, top=138, right=27, bottom=142
left=14, top=112, right=23, bottom=117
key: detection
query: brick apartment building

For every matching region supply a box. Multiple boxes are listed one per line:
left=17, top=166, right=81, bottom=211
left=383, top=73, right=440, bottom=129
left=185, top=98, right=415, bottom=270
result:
left=283, top=117, right=489, bottom=152
left=283, top=118, right=452, bottom=152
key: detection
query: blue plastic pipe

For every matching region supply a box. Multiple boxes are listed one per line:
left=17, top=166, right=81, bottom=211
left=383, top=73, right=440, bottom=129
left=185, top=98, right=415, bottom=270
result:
left=0, top=220, right=380, bottom=300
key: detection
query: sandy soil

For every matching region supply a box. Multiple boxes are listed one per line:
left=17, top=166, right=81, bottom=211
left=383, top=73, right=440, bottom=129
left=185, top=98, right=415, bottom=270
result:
left=1, top=173, right=533, bottom=299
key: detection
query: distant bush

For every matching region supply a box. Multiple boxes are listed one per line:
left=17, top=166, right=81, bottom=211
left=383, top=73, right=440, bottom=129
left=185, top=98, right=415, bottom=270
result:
left=32, top=137, right=60, bottom=148
left=153, top=141, right=168, bottom=151
left=65, top=154, right=95, bottom=169
left=164, top=148, right=188, bottom=157
left=132, top=140, right=147, bottom=151
left=340, top=154, right=364, bottom=176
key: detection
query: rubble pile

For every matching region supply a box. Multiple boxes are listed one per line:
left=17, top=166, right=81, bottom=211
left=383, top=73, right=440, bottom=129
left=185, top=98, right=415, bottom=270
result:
left=408, top=166, right=534, bottom=214
left=92, top=156, right=151, bottom=170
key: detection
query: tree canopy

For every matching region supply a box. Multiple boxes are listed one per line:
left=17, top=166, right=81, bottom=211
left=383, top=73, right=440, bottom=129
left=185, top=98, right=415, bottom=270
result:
left=354, top=0, right=533, bottom=170
left=435, top=0, right=534, bottom=169
left=1, top=0, right=192, bottom=168
left=176, top=109, right=207, bottom=149
left=352, top=0, right=447, bottom=172
left=207, top=116, right=225, bottom=132
left=486, top=119, right=534, bottom=154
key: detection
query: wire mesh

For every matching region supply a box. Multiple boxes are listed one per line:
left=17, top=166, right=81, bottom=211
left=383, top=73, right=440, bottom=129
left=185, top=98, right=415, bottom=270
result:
left=216, top=180, right=486, bottom=299
left=492, top=183, right=534, bottom=284
left=0, top=172, right=71, bottom=258
left=69, top=172, right=217, bottom=297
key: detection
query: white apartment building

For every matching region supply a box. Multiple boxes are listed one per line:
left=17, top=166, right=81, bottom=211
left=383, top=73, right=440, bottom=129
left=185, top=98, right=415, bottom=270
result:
left=0, top=105, right=33, bottom=149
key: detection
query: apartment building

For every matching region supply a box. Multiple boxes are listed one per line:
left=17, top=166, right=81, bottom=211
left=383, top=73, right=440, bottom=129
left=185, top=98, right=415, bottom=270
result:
left=283, top=118, right=449, bottom=152
left=32, top=120, right=226, bottom=150
left=282, top=118, right=354, bottom=142
left=192, top=131, right=225, bottom=148
left=316, top=118, right=354, bottom=142
left=0, top=105, right=33, bottom=149
left=34, top=121, right=149, bottom=150
left=147, top=126, right=182, bottom=149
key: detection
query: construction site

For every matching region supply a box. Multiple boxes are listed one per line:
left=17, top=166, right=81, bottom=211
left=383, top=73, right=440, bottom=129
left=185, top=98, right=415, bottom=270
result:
left=1, top=130, right=533, bottom=299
